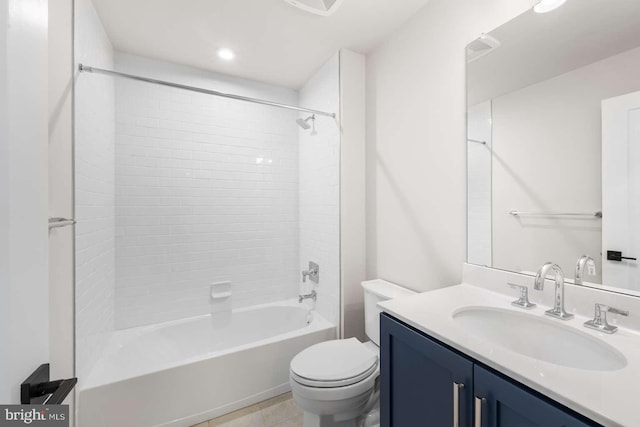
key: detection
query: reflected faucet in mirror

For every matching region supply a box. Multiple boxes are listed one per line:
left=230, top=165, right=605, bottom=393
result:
left=534, top=263, right=574, bottom=321
left=575, top=255, right=597, bottom=286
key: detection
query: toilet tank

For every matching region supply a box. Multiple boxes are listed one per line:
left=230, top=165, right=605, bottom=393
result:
left=362, top=280, right=416, bottom=345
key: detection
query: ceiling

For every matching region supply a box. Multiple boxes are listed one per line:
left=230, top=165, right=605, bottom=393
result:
left=468, top=0, right=640, bottom=105
left=91, top=0, right=430, bottom=89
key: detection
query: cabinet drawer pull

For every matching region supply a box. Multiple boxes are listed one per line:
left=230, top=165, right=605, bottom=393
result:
left=474, top=396, right=486, bottom=427
left=453, top=382, right=464, bottom=427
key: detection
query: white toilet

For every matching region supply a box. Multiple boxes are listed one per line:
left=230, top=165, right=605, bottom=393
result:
left=289, top=280, right=415, bottom=427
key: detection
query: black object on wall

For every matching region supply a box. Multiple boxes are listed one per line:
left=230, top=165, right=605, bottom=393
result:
left=21, top=364, right=77, bottom=405
left=606, top=250, right=637, bottom=262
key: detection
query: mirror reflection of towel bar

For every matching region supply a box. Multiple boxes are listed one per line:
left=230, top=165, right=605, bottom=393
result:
left=509, top=210, right=602, bottom=218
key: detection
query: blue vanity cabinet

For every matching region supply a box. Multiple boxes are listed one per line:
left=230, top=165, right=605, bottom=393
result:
left=381, top=313, right=600, bottom=427
left=474, top=366, right=595, bottom=427
left=380, top=313, right=474, bottom=427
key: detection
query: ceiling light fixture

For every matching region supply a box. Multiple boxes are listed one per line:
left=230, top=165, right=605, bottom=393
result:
left=534, top=0, right=567, bottom=14
left=217, top=48, right=235, bottom=61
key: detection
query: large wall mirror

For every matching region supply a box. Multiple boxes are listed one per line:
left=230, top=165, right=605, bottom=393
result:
left=466, top=0, right=640, bottom=296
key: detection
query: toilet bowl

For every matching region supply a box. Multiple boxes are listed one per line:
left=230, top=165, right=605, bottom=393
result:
left=289, top=280, right=415, bottom=427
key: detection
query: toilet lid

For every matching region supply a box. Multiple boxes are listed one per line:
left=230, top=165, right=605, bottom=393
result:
left=290, top=338, right=378, bottom=387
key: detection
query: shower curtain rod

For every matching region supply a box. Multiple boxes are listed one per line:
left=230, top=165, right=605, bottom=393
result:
left=78, top=64, right=337, bottom=119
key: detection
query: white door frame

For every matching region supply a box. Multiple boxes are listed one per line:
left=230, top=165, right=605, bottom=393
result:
left=0, top=0, right=50, bottom=404
left=48, top=0, right=76, bottom=420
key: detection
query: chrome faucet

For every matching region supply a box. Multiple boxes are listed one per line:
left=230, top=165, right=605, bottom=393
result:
left=533, top=262, right=574, bottom=320
left=575, top=255, right=596, bottom=286
left=299, top=290, right=317, bottom=303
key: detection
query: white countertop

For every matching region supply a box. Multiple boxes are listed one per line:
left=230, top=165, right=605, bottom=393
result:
left=379, top=283, right=640, bottom=427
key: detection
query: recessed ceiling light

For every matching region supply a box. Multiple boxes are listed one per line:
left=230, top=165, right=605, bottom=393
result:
left=217, top=48, right=235, bottom=61
left=534, top=0, right=567, bottom=13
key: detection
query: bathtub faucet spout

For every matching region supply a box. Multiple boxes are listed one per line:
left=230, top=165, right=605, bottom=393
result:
left=299, top=290, right=317, bottom=304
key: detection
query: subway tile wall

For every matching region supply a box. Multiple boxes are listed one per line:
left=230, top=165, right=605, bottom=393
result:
left=113, top=55, right=302, bottom=329
left=74, top=0, right=115, bottom=385
left=298, top=55, right=341, bottom=327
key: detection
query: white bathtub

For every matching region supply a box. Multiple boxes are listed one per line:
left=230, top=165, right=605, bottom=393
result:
left=79, top=300, right=335, bottom=427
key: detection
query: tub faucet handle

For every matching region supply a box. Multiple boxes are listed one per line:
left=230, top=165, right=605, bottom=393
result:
left=302, top=261, right=319, bottom=284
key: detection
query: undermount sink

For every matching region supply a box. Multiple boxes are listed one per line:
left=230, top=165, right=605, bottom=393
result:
left=452, top=307, right=627, bottom=371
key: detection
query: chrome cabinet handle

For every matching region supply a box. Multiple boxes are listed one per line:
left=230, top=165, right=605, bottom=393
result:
left=453, top=382, right=464, bottom=427
left=474, top=396, right=485, bottom=427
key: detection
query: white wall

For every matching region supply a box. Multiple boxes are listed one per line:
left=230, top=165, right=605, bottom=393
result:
left=0, top=0, right=49, bottom=403
left=74, top=0, right=115, bottom=385
left=298, top=54, right=341, bottom=328
left=113, top=54, right=300, bottom=329
left=339, top=50, right=367, bottom=340
left=491, top=45, right=640, bottom=280
left=366, top=0, right=532, bottom=291
left=0, top=2, right=7, bottom=401
left=0, top=3, right=8, bottom=402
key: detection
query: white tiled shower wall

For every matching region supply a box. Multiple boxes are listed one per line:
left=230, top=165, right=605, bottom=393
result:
left=74, top=0, right=115, bottom=384
left=298, top=55, right=341, bottom=327
left=113, top=54, right=302, bottom=329
left=75, top=4, right=341, bottom=371
left=467, top=101, right=492, bottom=267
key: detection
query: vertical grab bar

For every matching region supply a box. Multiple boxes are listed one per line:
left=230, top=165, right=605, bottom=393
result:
left=453, top=382, right=464, bottom=427
left=474, top=396, right=486, bottom=427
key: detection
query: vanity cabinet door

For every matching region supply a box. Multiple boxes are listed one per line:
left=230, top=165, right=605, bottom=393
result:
left=473, top=366, right=597, bottom=427
left=380, top=314, right=474, bottom=427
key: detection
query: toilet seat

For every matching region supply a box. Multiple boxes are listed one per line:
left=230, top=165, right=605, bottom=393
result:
left=291, top=362, right=378, bottom=388
left=290, top=338, right=378, bottom=388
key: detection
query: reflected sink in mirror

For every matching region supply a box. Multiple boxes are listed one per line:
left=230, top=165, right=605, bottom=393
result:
left=452, top=307, right=627, bottom=371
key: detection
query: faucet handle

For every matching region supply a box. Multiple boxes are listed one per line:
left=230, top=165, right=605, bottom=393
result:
left=301, top=262, right=320, bottom=284
left=584, top=303, right=629, bottom=334
left=507, top=283, right=536, bottom=309
left=608, top=306, right=630, bottom=316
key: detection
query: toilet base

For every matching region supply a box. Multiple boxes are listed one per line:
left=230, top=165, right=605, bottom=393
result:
left=302, top=412, right=359, bottom=427
left=293, top=382, right=376, bottom=427
left=301, top=404, right=380, bottom=427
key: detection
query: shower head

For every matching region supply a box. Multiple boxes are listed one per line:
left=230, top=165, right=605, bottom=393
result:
left=296, top=114, right=317, bottom=135
left=296, top=114, right=316, bottom=130
left=296, top=116, right=312, bottom=130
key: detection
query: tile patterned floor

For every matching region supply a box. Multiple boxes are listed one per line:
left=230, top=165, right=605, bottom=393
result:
left=192, top=393, right=303, bottom=427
